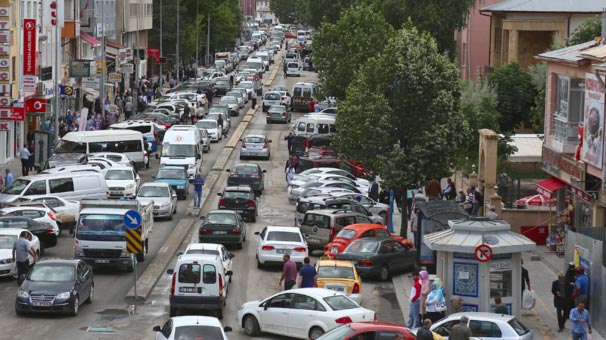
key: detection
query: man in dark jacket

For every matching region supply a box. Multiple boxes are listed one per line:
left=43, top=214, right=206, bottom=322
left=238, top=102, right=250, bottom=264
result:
left=552, top=273, right=571, bottom=332
left=416, top=319, right=434, bottom=340
left=368, top=176, right=379, bottom=202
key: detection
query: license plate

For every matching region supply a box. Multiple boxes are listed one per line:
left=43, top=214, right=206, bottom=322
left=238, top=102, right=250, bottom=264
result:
left=111, top=191, right=122, bottom=195
left=95, top=259, right=110, bottom=264
left=276, top=249, right=291, bottom=254
left=179, top=287, right=199, bottom=293
left=153, top=210, right=159, bottom=215
left=331, top=246, right=338, bottom=254
left=32, top=301, right=53, bottom=307
left=327, top=286, right=346, bottom=292
left=213, top=231, right=227, bottom=235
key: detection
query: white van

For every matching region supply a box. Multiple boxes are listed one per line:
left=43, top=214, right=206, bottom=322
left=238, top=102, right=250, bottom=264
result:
left=110, top=120, right=165, bottom=141
left=291, top=115, right=336, bottom=137
left=286, top=61, right=301, bottom=77
left=167, top=253, right=231, bottom=318
left=161, top=126, right=202, bottom=179
left=291, top=81, right=318, bottom=111
left=56, top=130, right=146, bottom=168
left=0, top=172, right=109, bottom=203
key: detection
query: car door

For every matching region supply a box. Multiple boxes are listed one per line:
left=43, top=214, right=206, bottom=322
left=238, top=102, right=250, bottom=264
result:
left=287, top=293, right=325, bottom=338
left=259, top=293, right=293, bottom=336
left=392, top=241, right=416, bottom=271
left=378, top=240, right=401, bottom=272
left=77, top=261, right=93, bottom=300
left=468, top=320, right=503, bottom=339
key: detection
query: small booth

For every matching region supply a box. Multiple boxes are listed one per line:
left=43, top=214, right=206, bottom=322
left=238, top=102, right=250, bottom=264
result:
left=424, top=217, right=536, bottom=317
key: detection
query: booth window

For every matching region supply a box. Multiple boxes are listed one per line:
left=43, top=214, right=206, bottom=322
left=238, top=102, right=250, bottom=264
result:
left=490, top=269, right=512, bottom=298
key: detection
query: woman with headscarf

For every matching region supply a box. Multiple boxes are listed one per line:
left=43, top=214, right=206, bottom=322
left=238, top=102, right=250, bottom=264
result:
left=426, top=280, right=446, bottom=322
left=419, top=270, right=431, bottom=321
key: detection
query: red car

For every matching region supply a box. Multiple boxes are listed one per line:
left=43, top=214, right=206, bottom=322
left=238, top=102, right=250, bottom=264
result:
left=317, top=322, right=416, bottom=340
left=324, top=223, right=414, bottom=259
left=306, top=147, right=337, bottom=159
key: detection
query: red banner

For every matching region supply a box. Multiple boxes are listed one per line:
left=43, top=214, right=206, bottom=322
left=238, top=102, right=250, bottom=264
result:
left=147, top=48, right=159, bottom=57
left=23, top=19, right=36, bottom=75
left=25, top=98, right=46, bottom=113
left=0, top=107, right=25, bottom=121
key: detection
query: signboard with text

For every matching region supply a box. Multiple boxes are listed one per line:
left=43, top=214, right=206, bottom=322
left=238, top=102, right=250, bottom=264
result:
left=70, top=60, right=91, bottom=77
left=119, top=63, right=133, bottom=74
left=23, top=19, right=36, bottom=75
left=0, top=107, right=25, bottom=121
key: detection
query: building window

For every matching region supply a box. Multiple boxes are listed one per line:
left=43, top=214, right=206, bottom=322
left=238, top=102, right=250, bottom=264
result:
left=553, top=75, right=584, bottom=144
left=494, top=28, right=502, bottom=53
left=130, top=3, right=137, bottom=17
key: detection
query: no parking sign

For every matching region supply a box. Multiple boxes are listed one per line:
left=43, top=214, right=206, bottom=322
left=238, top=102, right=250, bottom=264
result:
left=474, top=244, right=493, bottom=262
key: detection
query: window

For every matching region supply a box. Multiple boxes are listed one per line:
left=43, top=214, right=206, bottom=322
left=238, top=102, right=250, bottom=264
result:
left=302, top=88, right=312, bottom=98
left=356, top=215, right=371, bottom=223
left=360, top=230, right=375, bottom=238
left=34, top=197, right=62, bottom=208
left=292, top=294, right=323, bottom=311
left=293, top=87, right=302, bottom=97
left=323, top=295, right=358, bottom=310
left=553, top=76, right=584, bottom=143
left=178, top=263, right=201, bottom=283
left=268, top=293, right=293, bottom=308
left=490, top=268, right=512, bottom=298
left=18, top=210, right=45, bottom=219
left=375, top=229, right=390, bottom=238
left=317, top=124, right=329, bottom=134
left=202, top=264, right=216, bottom=284
left=335, top=216, right=356, bottom=227
left=161, top=320, right=172, bottom=338
left=49, top=178, right=75, bottom=193
left=469, top=320, right=502, bottom=338
left=24, top=181, right=46, bottom=195
left=303, top=213, right=330, bottom=229
left=297, top=122, right=305, bottom=132
left=306, top=123, right=314, bottom=132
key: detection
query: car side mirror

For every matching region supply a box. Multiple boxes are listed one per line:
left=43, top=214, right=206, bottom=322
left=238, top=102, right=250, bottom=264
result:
left=200, top=216, right=206, bottom=220
left=225, top=169, right=231, bottom=173
left=227, top=253, right=235, bottom=259
left=177, top=252, right=183, bottom=257
left=268, top=140, right=272, bottom=143
left=224, top=326, right=233, bottom=332
left=153, top=326, right=161, bottom=332
left=226, top=270, right=233, bottom=276
left=262, top=170, right=267, bottom=173
left=166, top=269, right=174, bottom=275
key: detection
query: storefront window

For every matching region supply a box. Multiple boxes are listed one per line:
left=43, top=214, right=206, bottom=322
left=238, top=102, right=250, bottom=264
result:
left=574, top=199, right=592, bottom=228
left=490, top=263, right=512, bottom=298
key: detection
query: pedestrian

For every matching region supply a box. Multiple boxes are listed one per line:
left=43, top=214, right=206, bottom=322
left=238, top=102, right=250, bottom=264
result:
left=309, top=100, right=315, bottom=113
left=552, top=273, right=570, bottom=332
left=522, top=259, right=531, bottom=294
left=27, top=141, right=35, bottom=172
left=575, top=267, right=589, bottom=307
left=426, top=177, right=441, bottom=200
left=565, top=262, right=577, bottom=315
left=5, top=169, right=13, bottom=187
left=493, top=295, right=508, bottom=314
left=195, top=102, right=205, bottom=119
left=124, top=98, right=133, bottom=120
left=19, top=144, right=30, bottom=176
left=419, top=270, right=431, bottom=321
left=416, top=319, right=434, bottom=340
left=463, top=188, right=473, bottom=215
left=251, top=90, right=257, bottom=109
left=570, top=302, right=592, bottom=340
left=183, top=102, right=191, bottom=124
left=284, top=132, right=294, bottom=155
left=470, top=186, right=483, bottom=216
left=278, top=254, right=297, bottom=290
left=93, top=113, right=103, bottom=130
left=66, top=110, right=74, bottom=127
left=298, top=257, right=317, bottom=288
left=426, top=280, right=446, bottom=322
left=12, top=231, right=36, bottom=286
left=486, top=206, right=499, bottom=220
left=449, top=315, right=472, bottom=340
left=0, top=169, right=4, bottom=190
left=285, top=164, right=295, bottom=186
left=407, top=271, right=422, bottom=328
left=455, top=190, right=466, bottom=205
left=368, top=176, right=379, bottom=202
left=193, top=173, right=204, bottom=208
left=283, top=62, right=288, bottom=78
left=314, top=100, right=321, bottom=112
left=442, top=178, right=456, bottom=200
left=379, top=188, right=390, bottom=205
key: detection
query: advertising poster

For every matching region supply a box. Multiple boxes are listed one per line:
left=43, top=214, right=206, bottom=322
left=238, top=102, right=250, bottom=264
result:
left=581, top=73, right=605, bottom=169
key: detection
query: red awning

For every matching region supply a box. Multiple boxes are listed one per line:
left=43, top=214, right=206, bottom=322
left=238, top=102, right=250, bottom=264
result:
left=106, top=40, right=124, bottom=49
left=80, top=31, right=100, bottom=47
left=537, top=177, right=567, bottom=199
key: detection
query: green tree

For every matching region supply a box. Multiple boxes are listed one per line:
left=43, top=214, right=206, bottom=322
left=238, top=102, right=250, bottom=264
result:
left=270, top=0, right=309, bottom=24
left=312, top=3, right=394, bottom=100
left=334, top=24, right=465, bottom=236
left=567, top=15, right=601, bottom=46
left=486, top=62, right=536, bottom=132
left=528, top=62, right=547, bottom=133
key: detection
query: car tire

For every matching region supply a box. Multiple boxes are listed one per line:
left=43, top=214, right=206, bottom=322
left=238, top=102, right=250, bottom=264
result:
left=70, top=295, right=79, bottom=316
left=251, top=214, right=256, bottom=223
left=265, top=153, right=270, bottom=161
left=256, top=259, right=264, bottom=269
left=168, top=212, right=173, bottom=221
left=237, top=241, right=243, bottom=250
left=244, top=315, right=261, bottom=336
left=173, top=205, right=177, bottom=214
left=86, top=283, right=94, bottom=304
left=216, top=308, right=224, bottom=320
left=266, top=120, right=270, bottom=124
left=126, top=261, right=134, bottom=273
left=309, top=327, right=324, bottom=340
left=379, top=265, right=390, bottom=281
left=169, top=307, right=177, bottom=317
left=15, top=307, right=24, bottom=316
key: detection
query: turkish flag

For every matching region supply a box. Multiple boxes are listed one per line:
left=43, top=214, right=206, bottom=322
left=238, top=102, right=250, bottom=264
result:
left=25, top=98, right=47, bottom=113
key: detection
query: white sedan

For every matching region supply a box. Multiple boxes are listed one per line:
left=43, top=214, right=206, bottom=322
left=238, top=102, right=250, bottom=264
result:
left=0, top=206, right=60, bottom=236
left=136, top=183, right=177, bottom=220
left=238, top=288, right=376, bottom=340
left=183, top=243, right=234, bottom=282
left=16, top=196, right=80, bottom=233
left=255, top=226, right=308, bottom=269
left=0, top=229, right=40, bottom=278
left=90, top=152, right=134, bottom=166
left=153, top=315, right=232, bottom=340
left=105, top=166, right=141, bottom=198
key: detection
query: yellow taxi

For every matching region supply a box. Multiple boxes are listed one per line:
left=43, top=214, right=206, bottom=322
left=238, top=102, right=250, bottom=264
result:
left=315, top=258, right=363, bottom=304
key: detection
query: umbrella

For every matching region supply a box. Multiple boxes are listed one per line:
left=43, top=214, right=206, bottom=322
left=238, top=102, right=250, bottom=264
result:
left=516, top=194, right=556, bottom=207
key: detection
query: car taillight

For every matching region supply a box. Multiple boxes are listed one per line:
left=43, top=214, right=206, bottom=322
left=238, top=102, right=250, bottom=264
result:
left=251, top=173, right=260, bottom=178
left=263, top=140, right=268, bottom=149
left=219, top=198, right=226, bottom=207
left=282, top=111, right=286, bottom=117
left=248, top=200, right=256, bottom=207
left=242, top=140, right=247, bottom=148
left=359, top=259, right=373, bottom=266
left=305, top=138, right=310, bottom=149
left=218, top=274, right=223, bottom=297
left=230, top=228, right=241, bottom=235
left=261, top=245, right=275, bottom=251
left=229, top=173, right=239, bottom=177
left=170, top=273, right=176, bottom=297
left=293, top=247, right=307, bottom=252
left=329, top=226, right=335, bottom=241
left=266, top=111, right=270, bottom=116
left=199, top=228, right=211, bottom=235
left=335, top=316, right=352, bottom=324
left=47, top=212, right=55, bottom=221
left=47, top=228, right=55, bottom=234
left=352, top=282, right=360, bottom=294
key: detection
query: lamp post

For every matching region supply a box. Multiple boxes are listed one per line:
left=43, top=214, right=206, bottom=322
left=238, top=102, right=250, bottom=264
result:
left=99, top=0, right=106, bottom=117
left=159, top=0, right=163, bottom=85
left=176, top=0, right=179, bottom=81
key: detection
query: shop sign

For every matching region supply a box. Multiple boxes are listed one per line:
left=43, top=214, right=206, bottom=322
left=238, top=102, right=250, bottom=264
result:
left=22, top=19, right=36, bottom=75
left=0, top=7, right=9, bottom=17
left=0, top=32, right=8, bottom=44
left=147, top=48, right=159, bottom=57
left=59, top=85, right=75, bottom=97
left=82, top=76, right=100, bottom=90
left=542, top=145, right=585, bottom=190
left=0, top=107, right=24, bottom=121
left=0, top=121, right=9, bottom=130
left=22, top=75, right=37, bottom=93
left=119, top=63, right=133, bottom=74
left=108, top=73, right=121, bottom=82
left=490, top=262, right=512, bottom=271
left=0, top=45, right=8, bottom=56
left=569, top=186, right=593, bottom=202
left=119, top=48, right=132, bottom=63
left=70, top=60, right=91, bottom=78
left=0, top=58, right=9, bottom=68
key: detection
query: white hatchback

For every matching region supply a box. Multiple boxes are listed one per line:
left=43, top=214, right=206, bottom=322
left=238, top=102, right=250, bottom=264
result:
left=0, top=229, right=40, bottom=278
left=0, top=206, right=60, bottom=236
left=255, top=226, right=308, bottom=268
left=183, top=243, right=234, bottom=282
left=286, top=62, right=301, bottom=77
left=153, top=315, right=232, bottom=340
left=105, top=166, right=141, bottom=199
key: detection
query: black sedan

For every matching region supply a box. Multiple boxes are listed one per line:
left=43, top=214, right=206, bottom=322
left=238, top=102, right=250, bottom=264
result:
left=225, top=163, right=266, bottom=196
left=199, top=210, right=247, bottom=249
left=16, top=259, right=94, bottom=316
left=0, top=216, right=57, bottom=254
left=217, top=186, right=258, bottom=222
left=334, top=238, right=417, bottom=281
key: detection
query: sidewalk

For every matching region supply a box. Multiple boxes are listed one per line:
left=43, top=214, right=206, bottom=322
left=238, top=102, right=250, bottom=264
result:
left=0, top=157, right=27, bottom=180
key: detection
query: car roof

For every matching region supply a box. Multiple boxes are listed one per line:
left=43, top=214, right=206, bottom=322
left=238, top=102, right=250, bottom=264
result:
left=443, top=312, right=515, bottom=321
left=0, top=228, right=30, bottom=236
left=305, top=209, right=364, bottom=216
left=349, top=322, right=411, bottom=332
left=224, top=186, right=253, bottom=192
left=1, top=206, right=49, bottom=212
left=140, top=182, right=170, bottom=188
left=186, top=243, right=223, bottom=251
left=300, top=196, right=355, bottom=204
left=207, top=210, right=237, bottom=215
left=169, top=315, right=223, bottom=328
left=265, top=226, right=302, bottom=233
left=316, top=259, right=355, bottom=268
left=232, top=163, right=258, bottom=168
left=35, top=259, right=80, bottom=266
left=285, top=287, right=348, bottom=298
left=48, top=153, right=87, bottom=160
left=342, top=223, right=386, bottom=231
left=244, top=134, right=266, bottom=139
left=106, top=166, right=135, bottom=171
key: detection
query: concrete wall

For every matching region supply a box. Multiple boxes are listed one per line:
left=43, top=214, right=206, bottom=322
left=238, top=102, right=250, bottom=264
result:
left=501, top=208, right=557, bottom=234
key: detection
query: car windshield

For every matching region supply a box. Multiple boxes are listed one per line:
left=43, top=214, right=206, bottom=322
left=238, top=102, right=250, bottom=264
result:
left=209, top=107, right=229, bottom=115
left=315, top=325, right=356, bottom=340
left=216, top=79, right=229, bottom=86
left=2, top=179, right=30, bottom=195
left=138, top=186, right=168, bottom=197
left=233, top=166, right=257, bottom=175
left=156, top=169, right=186, bottom=179
left=174, top=326, right=223, bottom=339
left=265, top=93, right=280, bottom=100
left=323, top=295, right=359, bottom=310
left=267, top=231, right=301, bottom=242
left=223, top=191, right=251, bottom=199
left=309, top=150, right=337, bottom=158
left=318, top=265, right=355, bottom=279
left=28, top=265, right=75, bottom=282
left=221, top=97, right=236, bottom=104
left=240, top=82, right=253, bottom=89
left=77, top=214, right=126, bottom=233
left=345, top=239, right=379, bottom=253
left=226, top=92, right=241, bottom=98
left=245, top=136, right=265, bottom=144
left=162, top=144, right=196, bottom=157
left=197, top=121, right=217, bottom=129
left=268, top=106, right=286, bottom=113
left=509, top=318, right=530, bottom=335
left=335, top=229, right=357, bottom=240
left=206, top=213, right=236, bottom=225
left=186, top=249, right=219, bottom=255
left=0, top=235, right=17, bottom=249
left=105, top=170, right=133, bottom=180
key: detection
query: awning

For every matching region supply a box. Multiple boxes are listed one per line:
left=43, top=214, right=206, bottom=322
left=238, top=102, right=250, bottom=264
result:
left=80, top=31, right=100, bottom=48
left=105, top=40, right=124, bottom=57
left=537, top=177, right=567, bottom=199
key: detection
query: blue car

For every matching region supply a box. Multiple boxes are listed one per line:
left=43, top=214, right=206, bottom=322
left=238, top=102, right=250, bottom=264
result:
left=154, top=166, right=189, bottom=200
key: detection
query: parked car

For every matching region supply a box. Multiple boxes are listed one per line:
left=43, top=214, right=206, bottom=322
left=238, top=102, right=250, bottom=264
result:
left=266, top=104, right=291, bottom=124
left=200, top=128, right=211, bottom=153
left=214, top=78, right=231, bottom=96
left=153, top=316, right=232, bottom=340
left=105, top=166, right=141, bottom=199
left=15, top=259, right=94, bottom=316
left=136, top=183, right=177, bottom=220
left=0, top=216, right=58, bottom=253
left=335, top=238, right=417, bottom=281
left=431, top=312, right=533, bottom=340
left=217, top=186, right=258, bottom=222
left=0, top=205, right=60, bottom=237
left=0, top=229, right=40, bottom=278
left=334, top=193, right=390, bottom=223
left=13, top=196, right=80, bottom=234
left=41, top=153, right=88, bottom=171
left=315, top=259, right=362, bottom=304
left=240, top=134, right=271, bottom=160
left=199, top=210, right=247, bottom=249
left=237, top=288, right=376, bottom=340
left=317, top=322, right=416, bottom=340
left=219, top=96, right=239, bottom=115
left=255, top=226, right=308, bottom=269
left=289, top=181, right=362, bottom=203
left=295, top=196, right=382, bottom=227
left=323, top=223, right=414, bottom=259
left=299, top=209, right=371, bottom=250
left=226, top=163, right=266, bottom=196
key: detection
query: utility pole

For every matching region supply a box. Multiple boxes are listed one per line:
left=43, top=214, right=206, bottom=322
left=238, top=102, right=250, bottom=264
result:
left=135, top=0, right=140, bottom=82
left=53, top=9, right=60, bottom=140
left=195, top=0, right=199, bottom=80
left=159, top=0, right=163, bottom=85
left=176, top=0, right=179, bottom=81
left=206, top=11, right=210, bottom=66
left=99, top=0, right=106, bottom=116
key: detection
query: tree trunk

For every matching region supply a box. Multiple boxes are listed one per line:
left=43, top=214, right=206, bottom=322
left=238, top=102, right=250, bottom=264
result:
left=400, top=189, right=409, bottom=238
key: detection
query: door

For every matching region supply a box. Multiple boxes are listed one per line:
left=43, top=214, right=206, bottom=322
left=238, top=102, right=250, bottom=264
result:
left=77, top=261, right=93, bottom=300
left=175, top=263, right=203, bottom=298
left=378, top=241, right=401, bottom=272
left=287, top=293, right=324, bottom=337
left=393, top=241, right=416, bottom=270
left=259, top=293, right=292, bottom=335
left=468, top=320, right=502, bottom=339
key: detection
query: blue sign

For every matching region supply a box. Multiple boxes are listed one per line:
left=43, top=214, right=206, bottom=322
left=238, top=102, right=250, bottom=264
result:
left=124, top=210, right=142, bottom=229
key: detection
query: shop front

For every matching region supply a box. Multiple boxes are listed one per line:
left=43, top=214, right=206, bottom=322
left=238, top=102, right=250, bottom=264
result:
left=0, top=107, right=24, bottom=164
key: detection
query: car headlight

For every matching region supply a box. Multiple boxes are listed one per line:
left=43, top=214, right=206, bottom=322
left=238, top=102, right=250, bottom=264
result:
left=17, top=290, right=29, bottom=299
left=0, top=258, right=13, bottom=264
left=177, top=185, right=185, bottom=189
left=74, top=246, right=84, bottom=257
left=120, top=249, right=130, bottom=258
left=56, top=292, right=71, bottom=300
left=126, top=183, right=135, bottom=189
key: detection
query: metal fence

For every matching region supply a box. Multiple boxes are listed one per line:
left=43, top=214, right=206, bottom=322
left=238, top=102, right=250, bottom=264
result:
left=577, top=227, right=606, bottom=267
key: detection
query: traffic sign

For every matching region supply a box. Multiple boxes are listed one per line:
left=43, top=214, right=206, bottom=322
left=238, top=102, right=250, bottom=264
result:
left=126, top=228, right=143, bottom=254
left=124, top=209, right=142, bottom=229
left=474, top=244, right=493, bottom=262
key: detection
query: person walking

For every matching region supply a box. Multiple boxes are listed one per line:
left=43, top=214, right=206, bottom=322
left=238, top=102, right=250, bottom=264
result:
left=416, top=319, right=434, bottom=340
left=284, top=132, right=294, bottom=155
left=450, top=316, right=472, bottom=340
left=470, top=186, right=483, bottom=216
left=278, top=254, right=297, bottom=290
left=0, top=169, right=4, bottom=190
left=426, top=280, right=446, bottom=322
left=407, top=271, right=422, bottom=328
left=298, top=257, right=317, bottom=288
left=419, top=270, right=431, bottom=321
left=553, top=273, right=570, bottom=332
left=251, top=90, right=257, bottom=109
left=124, top=98, right=133, bottom=120
left=193, top=174, right=204, bottom=209
left=19, top=144, right=30, bottom=176
left=12, top=231, right=36, bottom=286
left=368, top=176, right=379, bottom=202
left=285, top=164, right=295, bottom=186
left=575, top=267, right=589, bottom=307
left=570, top=302, right=591, bottom=340
left=5, top=169, right=13, bottom=187
left=283, top=62, right=288, bottom=78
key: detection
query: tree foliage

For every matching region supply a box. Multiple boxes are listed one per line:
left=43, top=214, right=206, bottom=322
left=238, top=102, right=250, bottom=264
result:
left=528, top=62, right=548, bottom=133
left=486, top=62, right=536, bottom=132
left=567, top=15, right=601, bottom=46
left=270, top=0, right=309, bottom=24
left=312, top=3, right=394, bottom=100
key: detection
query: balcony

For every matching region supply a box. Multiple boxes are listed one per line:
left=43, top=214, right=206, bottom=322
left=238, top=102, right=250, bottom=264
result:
left=550, top=115, right=579, bottom=154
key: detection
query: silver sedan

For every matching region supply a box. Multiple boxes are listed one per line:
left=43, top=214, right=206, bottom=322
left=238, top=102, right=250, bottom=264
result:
left=136, top=183, right=177, bottom=220
left=240, top=134, right=271, bottom=160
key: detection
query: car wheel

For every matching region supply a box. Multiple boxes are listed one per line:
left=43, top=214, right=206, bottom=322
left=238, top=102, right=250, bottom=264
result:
left=169, top=307, right=177, bottom=317
left=86, top=283, right=94, bottom=304
left=229, top=274, right=232, bottom=283
left=379, top=265, right=390, bottom=281
left=265, top=153, right=270, bottom=161
left=168, top=212, right=173, bottom=221
left=70, top=295, right=79, bottom=316
left=256, top=259, right=264, bottom=269
left=39, top=244, right=45, bottom=256
left=251, top=214, right=256, bottom=223
left=173, top=205, right=177, bottom=214
left=309, top=326, right=324, bottom=340
left=266, top=120, right=270, bottom=124
left=244, top=315, right=261, bottom=336
left=237, top=241, right=243, bottom=250
left=217, top=308, right=224, bottom=320
left=126, top=261, right=134, bottom=273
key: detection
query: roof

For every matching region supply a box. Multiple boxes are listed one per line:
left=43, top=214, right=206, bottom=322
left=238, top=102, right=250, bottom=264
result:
left=316, top=259, right=355, bottom=267
left=287, top=287, right=351, bottom=297
left=579, top=44, right=606, bottom=61
left=481, top=0, right=603, bottom=13
left=443, top=311, right=516, bottom=321
left=423, top=217, right=536, bottom=254
left=186, top=243, right=223, bottom=250
left=417, top=200, right=469, bottom=225
left=169, top=316, right=223, bottom=328
left=140, top=182, right=170, bottom=187
left=349, top=322, right=411, bottom=332
left=535, top=41, right=596, bottom=63
left=342, top=223, right=388, bottom=231
left=507, top=134, right=543, bottom=162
